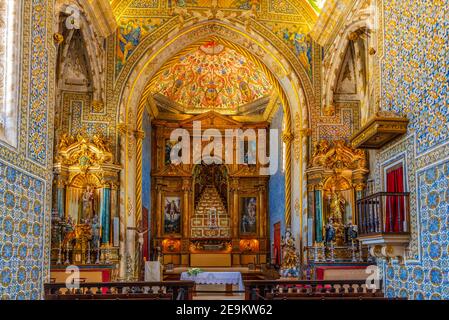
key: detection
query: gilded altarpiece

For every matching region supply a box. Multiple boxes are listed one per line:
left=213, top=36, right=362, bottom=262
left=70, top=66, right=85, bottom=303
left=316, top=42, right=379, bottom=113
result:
left=50, top=134, right=121, bottom=273
left=306, top=140, right=369, bottom=260
left=151, top=112, right=269, bottom=267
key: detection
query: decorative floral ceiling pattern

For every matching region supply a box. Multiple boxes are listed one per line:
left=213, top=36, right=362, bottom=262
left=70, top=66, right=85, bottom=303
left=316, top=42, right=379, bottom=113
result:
left=152, top=41, right=272, bottom=111
left=112, top=0, right=318, bottom=76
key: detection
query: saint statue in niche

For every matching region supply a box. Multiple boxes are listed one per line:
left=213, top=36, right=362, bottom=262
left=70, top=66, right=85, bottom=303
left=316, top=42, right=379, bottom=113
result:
left=324, top=217, right=336, bottom=245
left=81, top=186, right=95, bottom=222
left=329, top=190, right=345, bottom=225
left=328, top=190, right=346, bottom=246
left=241, top=197, right=257, bottom=234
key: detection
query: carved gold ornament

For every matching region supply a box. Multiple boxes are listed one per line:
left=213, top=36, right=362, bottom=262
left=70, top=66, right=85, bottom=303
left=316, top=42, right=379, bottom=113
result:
left=55, top=133, right=113, bottom=168
left=53, top=33, right=64, bottom=45
left=310, top=140, right=367, bottom=170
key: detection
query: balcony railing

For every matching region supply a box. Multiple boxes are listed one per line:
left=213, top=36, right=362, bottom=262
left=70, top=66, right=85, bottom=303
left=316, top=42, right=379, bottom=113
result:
left=357, top=192, right=410, bottom=236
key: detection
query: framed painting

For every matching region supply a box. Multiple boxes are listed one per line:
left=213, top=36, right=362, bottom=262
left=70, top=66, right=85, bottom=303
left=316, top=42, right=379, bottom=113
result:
left=163, top=195, right=182, bottom=235
left=240, top=196, right=257, bottom=235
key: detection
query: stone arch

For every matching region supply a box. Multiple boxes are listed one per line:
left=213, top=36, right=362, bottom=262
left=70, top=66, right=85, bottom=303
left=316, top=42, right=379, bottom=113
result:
left=54, top=0, right=107, bottom=103
left=114, top=21, right=313, bottom=274
left=322, top=9, right=373, bottom=123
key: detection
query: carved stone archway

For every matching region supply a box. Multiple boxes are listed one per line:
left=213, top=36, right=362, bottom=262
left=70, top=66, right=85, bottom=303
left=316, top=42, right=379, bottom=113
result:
left=113, top=21, right=313, bottom=276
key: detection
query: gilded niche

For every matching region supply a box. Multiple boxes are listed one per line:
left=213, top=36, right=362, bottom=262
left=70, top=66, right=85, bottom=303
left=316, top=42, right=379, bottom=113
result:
left=310, top=140, right=367, bottom=170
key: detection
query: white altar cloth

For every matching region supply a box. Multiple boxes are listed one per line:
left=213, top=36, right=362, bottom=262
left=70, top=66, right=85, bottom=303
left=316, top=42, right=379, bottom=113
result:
left=180, top=272, right=244, bottom=291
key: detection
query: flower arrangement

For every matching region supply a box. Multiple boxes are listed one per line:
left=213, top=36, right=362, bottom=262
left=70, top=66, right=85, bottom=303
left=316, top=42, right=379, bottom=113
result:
left=187, top=268, right=203, bottom=276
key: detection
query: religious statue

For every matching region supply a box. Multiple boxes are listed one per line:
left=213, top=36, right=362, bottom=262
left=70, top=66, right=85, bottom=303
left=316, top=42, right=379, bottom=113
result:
left=280, top=230, right=299, bottom=278
left=328, top=190, right=346, bottom=246
left=91, top=214, right=101, bottom=249
left=58, top=133, right=73, bottom=151
left=128, top=224, right=149, bottom=254
left=345, top=223, right=358, bottom=243
left=324, top=217, right=336, bottom=245
left=81, top=186, right=95, bottom=221
left=329, top=190, right=345, bottom=225
left=93, top=134, right=111, bottom=153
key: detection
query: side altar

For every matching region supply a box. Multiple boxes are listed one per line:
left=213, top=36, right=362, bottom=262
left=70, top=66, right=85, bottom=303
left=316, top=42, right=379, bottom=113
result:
left=50, top=133, right=121, bottom=276
left=304, top=140, right=372, bottom=279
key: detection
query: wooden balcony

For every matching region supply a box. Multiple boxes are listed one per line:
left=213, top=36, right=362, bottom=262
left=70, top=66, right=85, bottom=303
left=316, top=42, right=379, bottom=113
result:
left=351, top=115, right=409, bottom=149
left=356, top=192, right=411, bottom=263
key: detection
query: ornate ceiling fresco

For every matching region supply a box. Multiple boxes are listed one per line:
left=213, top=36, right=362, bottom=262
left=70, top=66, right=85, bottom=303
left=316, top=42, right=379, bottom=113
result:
left=111, top=0, right=319, bottom=77
left=151, top=40, right=273, bottom=112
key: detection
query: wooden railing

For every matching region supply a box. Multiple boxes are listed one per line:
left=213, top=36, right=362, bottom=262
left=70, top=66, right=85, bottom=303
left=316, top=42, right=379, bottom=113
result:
left=357, top=192, right=410, bottom=236
left=44, top=281, right=195, bottom=300
left=244, top=280, right=383, bottom=300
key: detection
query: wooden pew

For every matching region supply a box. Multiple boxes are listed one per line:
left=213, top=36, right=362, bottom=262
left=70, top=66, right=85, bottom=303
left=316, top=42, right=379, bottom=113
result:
left=244, top=280, right=389, bottom=300
left=44, top=281, right=195, bottom=300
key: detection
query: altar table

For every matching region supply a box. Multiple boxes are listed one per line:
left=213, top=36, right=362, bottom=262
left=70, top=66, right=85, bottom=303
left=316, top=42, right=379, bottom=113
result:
left=180, top=272, right=244, bottom=291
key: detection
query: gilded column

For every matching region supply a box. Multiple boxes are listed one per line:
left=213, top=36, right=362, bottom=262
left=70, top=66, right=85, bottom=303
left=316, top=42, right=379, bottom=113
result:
left=134, top=129, right=145, bottom=226
left=182, top=178, right=191, bottom=238
left=156, top=182, right=163, bottom=237
left=282, top=131, right=294, bottom=228
left=258, top=184, right=266, bottom=238
left=230, top=178, right=239, bottom=238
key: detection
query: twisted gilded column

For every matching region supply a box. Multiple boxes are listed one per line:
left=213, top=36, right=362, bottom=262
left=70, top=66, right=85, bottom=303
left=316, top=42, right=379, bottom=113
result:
left=134, top=129, right=146, bottom=226
left=283, top=131, right=294, bottom=228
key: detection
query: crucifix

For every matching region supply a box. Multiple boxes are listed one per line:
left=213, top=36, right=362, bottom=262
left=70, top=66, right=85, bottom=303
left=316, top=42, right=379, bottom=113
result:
left=127, top=223, right=149, bottom=255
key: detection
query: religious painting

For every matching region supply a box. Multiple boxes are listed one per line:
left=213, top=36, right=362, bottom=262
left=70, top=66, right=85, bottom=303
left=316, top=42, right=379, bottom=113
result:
left=240, top=196, right=257, bottom=235
left=116, top=17, right=166, bottom=74
left=163, top=195, right=182, bottom=235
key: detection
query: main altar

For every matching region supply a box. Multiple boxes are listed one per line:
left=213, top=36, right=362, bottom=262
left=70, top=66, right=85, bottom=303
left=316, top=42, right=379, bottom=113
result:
left=151, top=112, right=270, bottom=268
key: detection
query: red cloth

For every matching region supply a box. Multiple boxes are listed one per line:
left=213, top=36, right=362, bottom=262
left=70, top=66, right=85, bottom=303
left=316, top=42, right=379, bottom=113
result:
left=315, top=266, right=367, bottom=280
left=386, top=166, right=405, bottom=232
left=101, top=270, right=111, bottom=294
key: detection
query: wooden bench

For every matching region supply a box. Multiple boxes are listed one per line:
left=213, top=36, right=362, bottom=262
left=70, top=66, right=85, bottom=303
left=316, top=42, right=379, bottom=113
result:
left=44, top=281, right=195, bottom=300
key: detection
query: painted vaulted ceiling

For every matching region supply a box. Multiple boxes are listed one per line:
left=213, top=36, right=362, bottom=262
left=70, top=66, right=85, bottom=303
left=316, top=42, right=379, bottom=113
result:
left=151, top=41, right=273, bottom=112
left=110, top=0, right=322, bottom=111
